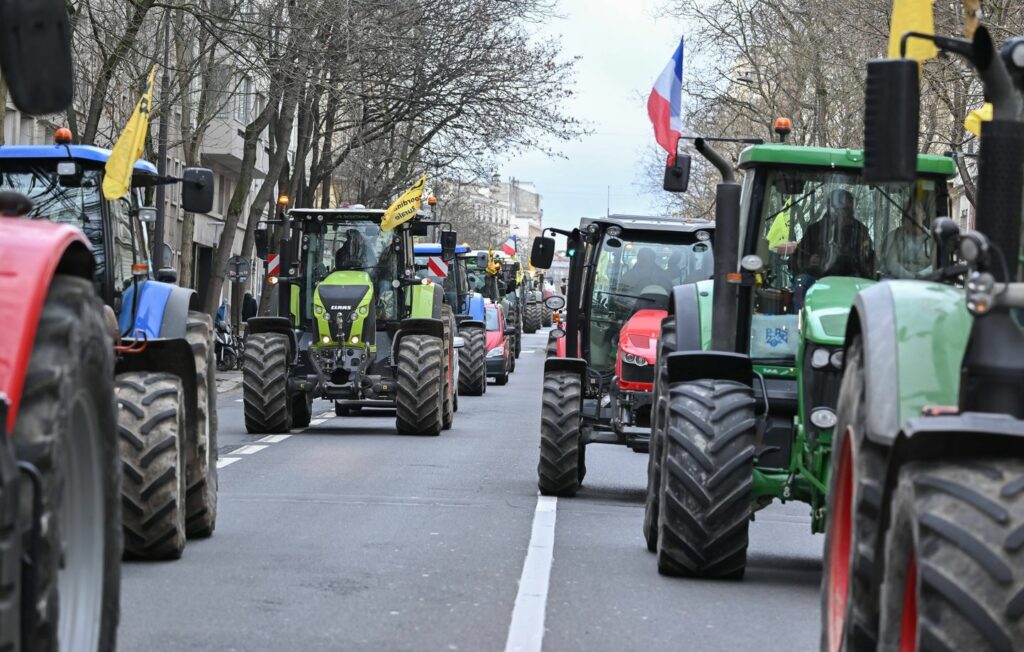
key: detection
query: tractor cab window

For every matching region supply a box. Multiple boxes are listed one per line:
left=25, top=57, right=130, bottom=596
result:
left=414, top=253, right=461, bottom=307
left=0, top=163, right=106, bottom=285
left=485, top=305, right=500, bottom=331
left=305, top=220, right=398, bottom=323
left=748, top=168, right=942, bottom=361
left=589, top=230, right=714, bottom=371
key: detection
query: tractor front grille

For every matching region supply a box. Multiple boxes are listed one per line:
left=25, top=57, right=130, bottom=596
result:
left=621, top=362, right=654, bottom=386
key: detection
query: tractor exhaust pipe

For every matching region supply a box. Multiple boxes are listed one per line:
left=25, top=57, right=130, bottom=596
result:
left=695, top=138, right=741, bottom=352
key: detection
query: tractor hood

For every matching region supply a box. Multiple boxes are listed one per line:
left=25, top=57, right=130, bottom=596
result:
left=313, top=270, right=374, bottom=346
left=616, top=309, right=666, bottom=390
left=801, top=276, right=875, bottom=346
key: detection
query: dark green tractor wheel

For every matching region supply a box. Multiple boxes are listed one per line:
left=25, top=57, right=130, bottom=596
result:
left=537, top=371, right=584, bottom=497
left=643, top=317, right=675, bottom=553
left=395, top=334, right=444, bottom=436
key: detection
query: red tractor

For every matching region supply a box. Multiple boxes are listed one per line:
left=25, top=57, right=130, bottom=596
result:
left=0, top=3, right=123, bottom=648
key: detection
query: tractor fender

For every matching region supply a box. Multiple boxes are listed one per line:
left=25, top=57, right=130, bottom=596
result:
left=395, top=317, right=446, bottom=355
left=456, top=319, right=485, bottom=332
left=118, top=280, right=197, bottom=340
left=0, top=221, right=95, bottom=433
left=544, top=356, right=587, bottom=382
left=466, top=293, right=486, bottom=321
left=247, top=316, right=298, bottom=358
left=845, top=281, right=970, bottom=448
left=115, top=338, right=199, bottom=442
left=409, top=283, right=444, bottom=320
left=666, top=283, right=703, bottom=352
left=664, top=350, right=754, bottom=387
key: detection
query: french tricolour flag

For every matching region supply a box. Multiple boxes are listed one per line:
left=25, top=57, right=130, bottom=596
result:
left=647, top=36, right=684, bottom=164
left=501, top=236, right=517, bottom=257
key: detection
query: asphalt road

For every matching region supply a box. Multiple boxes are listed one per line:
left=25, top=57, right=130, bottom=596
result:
left=120, top=329, right=823, bottom=651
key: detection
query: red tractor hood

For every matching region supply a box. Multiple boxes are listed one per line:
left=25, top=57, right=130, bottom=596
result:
left=615, top=309, right=667, bottom=391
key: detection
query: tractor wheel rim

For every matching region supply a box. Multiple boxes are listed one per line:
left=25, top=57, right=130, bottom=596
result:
left=900, top=552, right=918, bottom=652
left=826, top=430, right=854, bottom=652
left=59, top=392, right=105, bottom=650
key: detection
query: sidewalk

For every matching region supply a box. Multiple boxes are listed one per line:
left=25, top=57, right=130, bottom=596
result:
left=216, top=370, right=242, bottom=394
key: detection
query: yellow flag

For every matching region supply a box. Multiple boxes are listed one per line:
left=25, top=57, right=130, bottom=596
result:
left=887, top=0, right=938, bottom=61
left=964, top=102, right=993, bottom=137
left=381, top=174, right=427, bottom=231
left=103, top=66, right=157, bottom=200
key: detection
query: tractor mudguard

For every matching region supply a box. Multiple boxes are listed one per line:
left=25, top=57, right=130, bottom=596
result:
left=115, top=337, right=199, bottom=442
left=667, top=283, right=702, bottom=352
left=247, top=316, right=298, bottom=357
left=467, top=294, right=486, bottom=321
left=395, top=317, right=445, bottom=354
left=118, top=280, right=196, bottom=339
left=544, top=356, right=587, bottom=380
left=0, top=221, right=95, bottom=432
left=845, top=281, right=971, bottom=447
left=457, top=319, right=485, bottom=332
left=409, top=283, right=444, bottom=319
left=664, top=350, right=754, bottom=387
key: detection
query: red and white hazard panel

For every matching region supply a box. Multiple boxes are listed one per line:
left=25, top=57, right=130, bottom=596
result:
left=267, top=253, right=280, bottom=276
left=428, top=256, right=449, bottom=277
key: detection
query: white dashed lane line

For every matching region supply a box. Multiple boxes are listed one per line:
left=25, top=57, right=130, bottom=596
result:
left=504, top=495, right=558, bottom=652
left=233, top=444, right=269, bottom=455
left=257, top=434, right=292, bottom=443
left=217, top=457, right=241, bottom=469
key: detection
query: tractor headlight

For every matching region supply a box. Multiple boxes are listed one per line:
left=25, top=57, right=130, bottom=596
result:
left=810, top=407, right=837, bottom=430
left=487, top=346, right=504, bottom=358
left=352, top=336, right=360, bottom=344
left=321, top=335, right=331, bottom=344
left=314, top=305, right=324, bottom=316
left=359, top=305, right=368, bottom=316
left=622, top=352, right=648, bottom=367
left=810, top=347, right=831, bottom=369
left=830, top=350, right=844, bottom=370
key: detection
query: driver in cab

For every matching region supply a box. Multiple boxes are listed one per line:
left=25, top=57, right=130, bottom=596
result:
left=791, top=189, right=875, bottom=280
left=620, top=247, right=673, bottom=295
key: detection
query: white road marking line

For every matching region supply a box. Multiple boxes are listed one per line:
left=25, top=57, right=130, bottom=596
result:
left=216, top=457, right=241, bottom=469
left=232, top=444, right=268, bottom=455
left=257, top=434, right=291, bottom=443
left=317, top=411, right=333, bottom=419
left=309, top=419, right=326, bottom=426
left=521, top=349, right=537, bottom=353
left=234, top=398, right=243, bottom=402
left=505, top=495, right=557, bottom=652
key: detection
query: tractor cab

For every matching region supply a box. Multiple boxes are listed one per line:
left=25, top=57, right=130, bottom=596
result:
left=414, top=243, right=484, bottom=320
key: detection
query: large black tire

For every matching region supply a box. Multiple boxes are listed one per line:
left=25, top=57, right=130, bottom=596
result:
left=537, top=372, right=583, bottom=497
left=643, top=317, right=676, bottom=553
left=877, top=459, right=1024, bottom=651
left=242, top=332, right=290, bottom=433
left=291, top=392, right=312, bottom=428
left=458, top=325, right=487, bottom=396
left=821, top=337, right=887, bottom=652
left=117, top=372, right=187, bottom=560
left=10, top=276, right=121, bottom=650
left=395, top=334, right=444, bottom=436
left=441, top=305, right=455, bottom=430
left=542, top=305, right=553, bottom=327
left=495, top=360, right=510, bottom=386
left=523, top=303, right=541, bottom=333
left=657, top=379, right=756, bottom=578
left=184, top=312, right=217, bottom=538
left=513, top=332, right=522, bottom=358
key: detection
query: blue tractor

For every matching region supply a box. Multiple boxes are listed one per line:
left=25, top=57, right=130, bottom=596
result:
left=0, top=134, right=218, bottom=560
left=414, top=243, right=489, bottom=395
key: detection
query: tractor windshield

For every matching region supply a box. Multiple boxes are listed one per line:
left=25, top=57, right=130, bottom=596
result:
left=589, top=229, right=714, bottom=370
left=0, top=163, right=146, bottom=295
left=748, top=168, right=943, bottom=361
left=305, top=219, right=399, bottom=321
left=413, top=254, right=468, bottom=308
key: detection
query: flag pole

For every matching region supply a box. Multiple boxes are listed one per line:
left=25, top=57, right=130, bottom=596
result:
left=153, top=9, right=172, bottom=272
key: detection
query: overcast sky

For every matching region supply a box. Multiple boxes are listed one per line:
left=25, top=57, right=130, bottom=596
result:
left=499, top=0, right=686, bottom=234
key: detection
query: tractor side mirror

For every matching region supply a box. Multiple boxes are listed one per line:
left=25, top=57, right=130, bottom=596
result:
left=255, top=228, right=269, bottom=259
left=662, top=152, right=692, bottom=193
left=475, top=252, right=489, bottom=268
left=440, top=230, right=457, bottom=261
left=530, top=236, right=555, bottom=269
left=182, top=168, right=215, bottom=213
left=0, top=0, right=73, bottom=114
left=863, top=59, right=920, bottom=184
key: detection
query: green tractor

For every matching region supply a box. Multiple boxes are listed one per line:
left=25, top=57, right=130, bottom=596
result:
left=822, top=27, right=1024, bottom=650
left=466, top=250, right=523, bottom=363
left=244, top=208, right=457, bottom=436
left=644, top=128, right=955, bottom=579
left=522, top=270, right=545, bottom=334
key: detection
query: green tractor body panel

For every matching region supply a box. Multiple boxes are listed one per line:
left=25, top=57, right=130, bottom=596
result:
left=885, top=280, right=971, bottom=426
left=801, top=276, right=876, bottom=346
left=312, top=270, right=374, bottom=350
left=408, top=282, right=438, bottom=318
left=695, top=279, right=714, bottom=351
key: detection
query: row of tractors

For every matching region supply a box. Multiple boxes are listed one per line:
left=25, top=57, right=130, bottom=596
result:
left=239, top=205, right=551, bottom=438
left=530, top=19, right=1024, bottom=652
